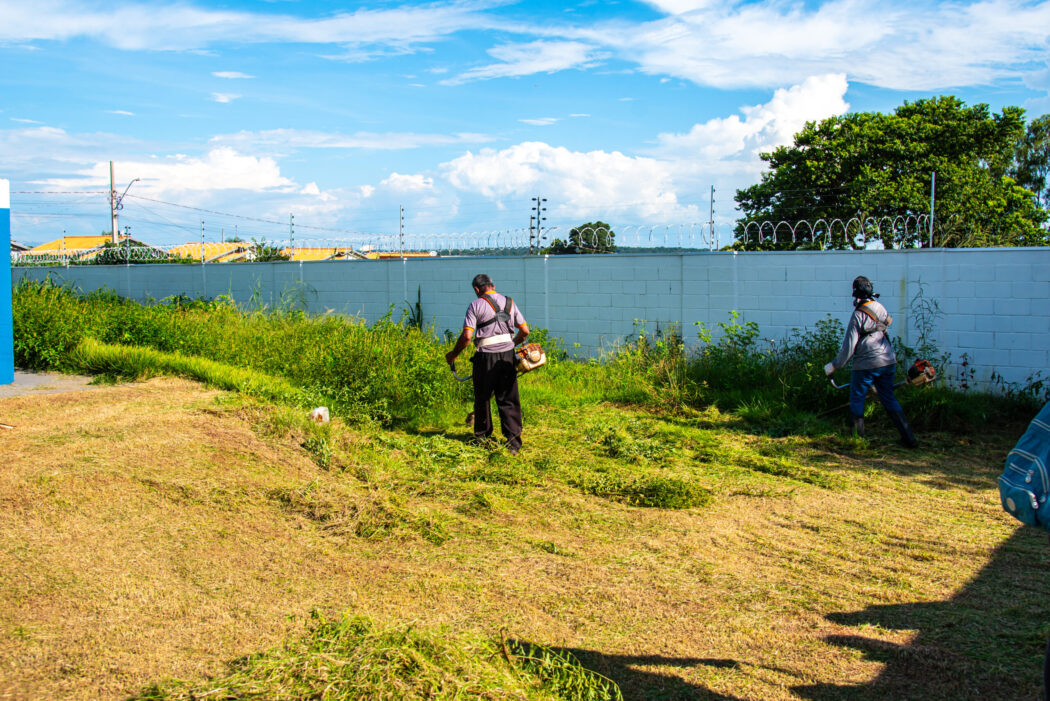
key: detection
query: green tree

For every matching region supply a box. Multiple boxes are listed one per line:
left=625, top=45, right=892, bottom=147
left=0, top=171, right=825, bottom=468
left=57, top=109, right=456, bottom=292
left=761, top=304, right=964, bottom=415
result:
left=1014, top=113, right=1050, bottom=209
left=546, top=221, right=616, bottom=254
left=734, top=97, right=1048, bottom=249
left=250, top=237, right=290, bottom=262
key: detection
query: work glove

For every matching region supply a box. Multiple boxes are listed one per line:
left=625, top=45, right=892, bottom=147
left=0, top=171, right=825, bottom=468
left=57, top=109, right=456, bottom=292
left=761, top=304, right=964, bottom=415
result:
left=823, top=362, right=835, bottom=377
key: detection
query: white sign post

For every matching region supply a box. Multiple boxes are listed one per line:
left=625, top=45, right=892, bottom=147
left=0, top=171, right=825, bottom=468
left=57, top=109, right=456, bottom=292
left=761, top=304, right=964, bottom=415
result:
left=1, top=178, right=13, bottom=385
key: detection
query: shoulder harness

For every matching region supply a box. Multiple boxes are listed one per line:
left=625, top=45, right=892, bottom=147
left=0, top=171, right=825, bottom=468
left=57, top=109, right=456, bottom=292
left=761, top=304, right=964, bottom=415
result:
left=856, top=301, right=890, bottom=337
left=477, top=295, right=514, bottom=334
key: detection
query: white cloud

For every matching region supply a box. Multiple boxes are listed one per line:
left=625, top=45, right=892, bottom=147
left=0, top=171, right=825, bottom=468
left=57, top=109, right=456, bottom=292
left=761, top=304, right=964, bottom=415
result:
left=300, top=181, right=337, bottom=202
left=39, top=147, right=295, bottom=194
left=11, top=117, right=41, bottom=124
left=588, top=0, right=1050, bottom=91
left=520, top=117, right=559, bottom=126
left=210, top=128, right=494, bottom=151
left=212, top=71, right=254, bottom=79
left=106, top=110, right=135, bottom=116
left=652, top=74, right=850, bottom=164
left=0, top=0, right=497, bottom=52
left=1, top=0, right=1046, bottom=95
left=211, top=92, right=241, bottom=103
left=569, top=113, right=589, bottom=118
left=381, top=172, right=435, bottom=192
left=443, top=141, right=693, bottom=222
left=443, top=40, right=606, bottom=85
left=436, top=74, right=850, bottom=226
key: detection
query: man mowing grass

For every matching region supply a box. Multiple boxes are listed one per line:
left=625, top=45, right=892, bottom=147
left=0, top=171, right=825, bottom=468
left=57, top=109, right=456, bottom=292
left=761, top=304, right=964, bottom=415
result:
left=446, top=274, right=530, bottom=455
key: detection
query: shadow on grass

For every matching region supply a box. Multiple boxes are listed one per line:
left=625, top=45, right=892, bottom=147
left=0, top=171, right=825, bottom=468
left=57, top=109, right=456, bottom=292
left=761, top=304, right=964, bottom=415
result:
left=794, top=528, right=1050, bottom=701
left=528, top=644, right=746, bottom=701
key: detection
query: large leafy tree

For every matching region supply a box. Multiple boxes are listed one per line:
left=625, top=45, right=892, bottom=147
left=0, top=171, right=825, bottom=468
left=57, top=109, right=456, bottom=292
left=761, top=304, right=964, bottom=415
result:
left=1014, top=113, right=1050, bottom=209
left=546, top=221, right=616, bottom=254
left=734, top=97, right=1048, bottom=249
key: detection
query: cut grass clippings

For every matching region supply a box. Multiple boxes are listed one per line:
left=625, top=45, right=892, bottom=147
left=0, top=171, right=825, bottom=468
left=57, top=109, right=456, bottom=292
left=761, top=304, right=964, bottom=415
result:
left=2, top=378, right=1045, bottom=700
left=133, top=613, right=621, bottom=701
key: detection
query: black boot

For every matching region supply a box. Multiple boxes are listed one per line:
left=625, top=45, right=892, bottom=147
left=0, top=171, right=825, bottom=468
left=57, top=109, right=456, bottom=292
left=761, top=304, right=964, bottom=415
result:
left=888, top=410, right=919, bottom=449
left=850, top=413, right=865, bottom=438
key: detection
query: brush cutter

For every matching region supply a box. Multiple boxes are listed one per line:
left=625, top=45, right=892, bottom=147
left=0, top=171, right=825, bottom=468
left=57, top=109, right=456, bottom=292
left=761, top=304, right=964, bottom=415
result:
left=446, top=343, right=548, bottom=383
left=448, top=344, right=548, bottom=425
left=820, top=359, right=936, bottom=417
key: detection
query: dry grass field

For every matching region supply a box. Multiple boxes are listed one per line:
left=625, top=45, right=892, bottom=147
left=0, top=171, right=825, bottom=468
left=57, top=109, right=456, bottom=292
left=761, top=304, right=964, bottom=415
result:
left=1, top=377, right=1046, bottom=700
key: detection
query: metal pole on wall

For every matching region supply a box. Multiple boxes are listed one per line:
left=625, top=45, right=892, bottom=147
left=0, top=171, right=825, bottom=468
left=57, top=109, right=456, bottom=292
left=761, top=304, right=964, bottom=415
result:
left=109, top=161, right=119, bottom=244
left=929, top=171, right=936, bottom=248
left=709, top=185, right=715, bottom=251
left=0, top=178, right=14, bottom=385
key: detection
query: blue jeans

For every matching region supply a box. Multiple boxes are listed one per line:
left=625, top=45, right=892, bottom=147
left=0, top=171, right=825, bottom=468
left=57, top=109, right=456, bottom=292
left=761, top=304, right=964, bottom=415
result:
left=849, top=363, right=903, bottom=417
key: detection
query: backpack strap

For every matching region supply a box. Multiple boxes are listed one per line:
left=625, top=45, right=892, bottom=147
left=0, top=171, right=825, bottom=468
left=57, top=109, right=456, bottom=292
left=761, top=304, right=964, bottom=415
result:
left=476, top=295, right=514, bottom=331
left=856, top=302, right=887, bottom=337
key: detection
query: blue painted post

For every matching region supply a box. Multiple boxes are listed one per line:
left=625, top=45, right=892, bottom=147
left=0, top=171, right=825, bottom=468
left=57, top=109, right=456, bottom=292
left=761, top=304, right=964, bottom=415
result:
left=1, top=178, right=12, bottom=385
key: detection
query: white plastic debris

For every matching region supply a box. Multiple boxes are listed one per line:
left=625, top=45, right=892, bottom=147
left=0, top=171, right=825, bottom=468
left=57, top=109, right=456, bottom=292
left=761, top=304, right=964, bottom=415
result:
left=309, top=407, right=330, bottom=424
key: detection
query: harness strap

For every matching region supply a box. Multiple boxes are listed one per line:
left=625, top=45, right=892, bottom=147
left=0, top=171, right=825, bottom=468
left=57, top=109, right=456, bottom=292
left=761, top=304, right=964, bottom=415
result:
left=856, top=302, right=888, bottom=337
left=476, top=295, right=514, bottom=331
left=477, top=334, right=513, bottom=349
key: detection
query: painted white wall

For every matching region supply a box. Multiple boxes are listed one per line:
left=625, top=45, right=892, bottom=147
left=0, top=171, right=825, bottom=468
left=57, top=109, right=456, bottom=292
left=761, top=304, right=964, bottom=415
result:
left=13, top=247, right=1050, bottom=389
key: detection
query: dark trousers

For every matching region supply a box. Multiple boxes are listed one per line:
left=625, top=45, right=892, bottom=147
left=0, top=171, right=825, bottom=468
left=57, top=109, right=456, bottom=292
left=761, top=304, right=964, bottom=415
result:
left=471, top=350, right=522, bottom=450
left=849, top=363, right=904, bottom=417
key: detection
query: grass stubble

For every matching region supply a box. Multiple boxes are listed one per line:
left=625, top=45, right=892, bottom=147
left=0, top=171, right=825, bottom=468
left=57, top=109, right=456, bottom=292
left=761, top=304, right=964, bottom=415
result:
left=0, top=374, right=1043, bottom=700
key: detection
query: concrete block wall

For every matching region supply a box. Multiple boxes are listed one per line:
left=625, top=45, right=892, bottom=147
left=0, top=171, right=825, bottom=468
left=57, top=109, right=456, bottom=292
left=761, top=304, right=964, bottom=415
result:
left=12, top=247, right=1050, bottom=389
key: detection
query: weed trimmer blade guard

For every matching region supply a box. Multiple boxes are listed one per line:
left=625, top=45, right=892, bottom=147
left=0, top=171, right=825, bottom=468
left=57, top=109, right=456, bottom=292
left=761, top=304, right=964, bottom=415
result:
left=449, top=363, right=472, bottom=382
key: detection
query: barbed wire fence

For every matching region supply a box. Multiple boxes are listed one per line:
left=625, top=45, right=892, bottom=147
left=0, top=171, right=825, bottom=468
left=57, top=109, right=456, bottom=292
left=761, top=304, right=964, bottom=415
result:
left=738, top=214, right=936, bottom=249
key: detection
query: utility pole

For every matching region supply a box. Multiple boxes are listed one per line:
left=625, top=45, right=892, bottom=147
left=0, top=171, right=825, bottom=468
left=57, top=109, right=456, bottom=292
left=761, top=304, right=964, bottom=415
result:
left=399, top=205, right=405, bottom=259
left=289, top=213, right=295, bottom=256
left=708, top=185, right=715, bottom=251
left=929, top=171, right=936, bottom=248
left=109, top=161, right=118, bottom=244
left=531, top=196, right=546, bottom=254
left=200, top=221, right=205, bottom=264
left=529, top=215, right=535, bottom=254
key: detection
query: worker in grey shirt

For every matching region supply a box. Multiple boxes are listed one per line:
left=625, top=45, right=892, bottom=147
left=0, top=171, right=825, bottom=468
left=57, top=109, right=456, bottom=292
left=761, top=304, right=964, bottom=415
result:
left=824, top=276, right=918, bottom=448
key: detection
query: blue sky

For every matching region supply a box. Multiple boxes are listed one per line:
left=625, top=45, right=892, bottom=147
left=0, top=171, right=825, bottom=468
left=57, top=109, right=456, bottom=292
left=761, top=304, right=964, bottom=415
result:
left=2, top=0, right=1049, bottom=248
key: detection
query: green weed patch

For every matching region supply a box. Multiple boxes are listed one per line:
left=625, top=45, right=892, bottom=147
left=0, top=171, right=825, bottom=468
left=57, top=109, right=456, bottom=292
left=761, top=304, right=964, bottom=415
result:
left=133, top=612, right=620, bottom=700
left=572, top=472, right=712, bottom=509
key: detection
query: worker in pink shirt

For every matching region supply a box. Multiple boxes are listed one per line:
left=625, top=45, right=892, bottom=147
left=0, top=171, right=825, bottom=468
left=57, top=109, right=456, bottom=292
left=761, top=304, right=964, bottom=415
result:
left=445, top=274, right=530, bottom=454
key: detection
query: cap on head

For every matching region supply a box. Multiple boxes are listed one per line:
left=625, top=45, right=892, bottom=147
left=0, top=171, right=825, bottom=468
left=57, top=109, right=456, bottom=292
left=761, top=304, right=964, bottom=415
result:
left=472, top=274, right=493, bottom=290
left=852, top=276, right=874, bottom=299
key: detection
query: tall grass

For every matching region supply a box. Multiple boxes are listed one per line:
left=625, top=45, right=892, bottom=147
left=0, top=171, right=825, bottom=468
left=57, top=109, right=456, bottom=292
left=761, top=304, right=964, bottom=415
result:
left=12, top=278, right=1043, bottom=433
left=13, top=278, right=470, bottom=424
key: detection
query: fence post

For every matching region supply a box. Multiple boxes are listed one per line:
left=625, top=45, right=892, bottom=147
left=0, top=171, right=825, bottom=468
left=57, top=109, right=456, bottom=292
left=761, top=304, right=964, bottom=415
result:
left=1, top=178, right=13, bottom=385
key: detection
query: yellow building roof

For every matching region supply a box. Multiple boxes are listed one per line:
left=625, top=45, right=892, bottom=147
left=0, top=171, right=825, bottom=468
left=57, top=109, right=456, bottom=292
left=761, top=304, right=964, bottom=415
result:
left=168, top=242, right=251, bottom=263
left=282, top=247, right=363, bottom=261
left=29, top=235, right=129, bottom=252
